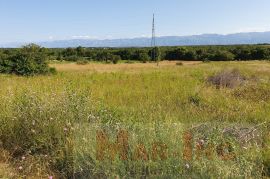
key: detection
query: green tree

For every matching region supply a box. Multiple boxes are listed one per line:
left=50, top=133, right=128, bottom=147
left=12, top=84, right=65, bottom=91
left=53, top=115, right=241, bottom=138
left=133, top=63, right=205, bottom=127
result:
left=76, top=46, right=85, bottom=57
left=251, top=47, right=269, bottom=60
left=232, top=47, right=252, bottom=60
left=63, top=48, right=77, bottom=57
left=209, top=50, right=235, bottom=61
left=139, top=52, right=150, bottom=63
left=112, top=55, right=121, bottom=64
left=117, top=49, right=133, bottom=60
left=134, top=50, right=150, bottom=62
left=22, top=43, right=42, bottom=53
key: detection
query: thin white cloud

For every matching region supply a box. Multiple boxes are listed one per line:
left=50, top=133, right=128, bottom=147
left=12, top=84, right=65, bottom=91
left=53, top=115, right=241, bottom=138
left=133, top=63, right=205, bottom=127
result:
left=139, top=34, right=151, bottom=38
left=71, top=35, right=99, bottom=39
left=234, top=27, right=270, bottom=33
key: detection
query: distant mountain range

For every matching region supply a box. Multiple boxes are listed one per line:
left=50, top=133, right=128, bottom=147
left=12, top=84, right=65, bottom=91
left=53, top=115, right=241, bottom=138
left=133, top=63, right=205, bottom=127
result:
left=2, top=31, right=270, bottom=48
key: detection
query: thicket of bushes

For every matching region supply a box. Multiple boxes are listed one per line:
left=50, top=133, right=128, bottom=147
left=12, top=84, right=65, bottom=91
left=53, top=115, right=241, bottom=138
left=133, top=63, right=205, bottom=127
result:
left=163, top=46, right=270, bottom=61
left=0, top=44, right=55, bottom=76
left=20, top=44, right=270, bottom=62
left=1, top=44, right=270, bottom=73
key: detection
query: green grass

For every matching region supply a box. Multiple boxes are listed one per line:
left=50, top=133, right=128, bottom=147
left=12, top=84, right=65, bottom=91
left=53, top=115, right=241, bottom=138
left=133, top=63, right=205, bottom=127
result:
left=0, top=61, right=269, bottom=178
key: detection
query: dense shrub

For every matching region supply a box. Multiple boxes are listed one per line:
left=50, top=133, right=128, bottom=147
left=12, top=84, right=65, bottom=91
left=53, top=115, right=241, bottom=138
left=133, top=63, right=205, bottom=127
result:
left=0, top=54, right=12, bottom=73
left=111, top=55, right=121, bottom=64
left=250, top=47, right=270, bottom=59
left=232, top=47, right=252, bottom=60
left=208, top=50, right=235, bottom=61
left=133, top=50, right=150, bottom=62
left=96, top=51, right=111, bottom=62
left=165, top=47, right=197, bottom=60
left=116, top=49, right=134, bottom=60
left=76, top=46, right=86, bottom=57
left=0, top=44, right=55, bottom=76
left=63, top=47, right=77, bottom=57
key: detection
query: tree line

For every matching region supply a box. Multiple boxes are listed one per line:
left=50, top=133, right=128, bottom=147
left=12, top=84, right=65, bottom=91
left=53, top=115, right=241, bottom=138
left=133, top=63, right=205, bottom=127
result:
left=55, top=45, right=270, bottom=62
left=1, top=44, right=270, bottom=75
left=50, top=45, right=270, bottom=62
left=1, top=44, right=270, bottom=63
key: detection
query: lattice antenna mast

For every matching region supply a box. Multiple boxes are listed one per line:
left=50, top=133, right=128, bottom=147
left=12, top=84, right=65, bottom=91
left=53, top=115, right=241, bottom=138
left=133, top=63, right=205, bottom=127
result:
left=151, top=14, right=156, bottom=47
left=151, top=13, right=156, bottom=61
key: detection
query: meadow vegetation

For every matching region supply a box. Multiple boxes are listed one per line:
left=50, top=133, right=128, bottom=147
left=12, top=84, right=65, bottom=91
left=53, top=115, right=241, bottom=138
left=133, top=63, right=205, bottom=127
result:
left=0, top=59, right=269, bottom=178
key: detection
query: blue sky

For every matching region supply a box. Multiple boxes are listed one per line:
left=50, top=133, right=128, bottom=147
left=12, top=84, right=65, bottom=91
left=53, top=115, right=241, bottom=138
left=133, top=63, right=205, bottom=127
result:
left=0, top=0, right=270, bottom=43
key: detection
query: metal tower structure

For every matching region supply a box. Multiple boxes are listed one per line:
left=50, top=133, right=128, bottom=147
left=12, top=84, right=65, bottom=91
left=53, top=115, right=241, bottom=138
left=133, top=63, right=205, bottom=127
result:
left=151, top=14, right=156, bottom=61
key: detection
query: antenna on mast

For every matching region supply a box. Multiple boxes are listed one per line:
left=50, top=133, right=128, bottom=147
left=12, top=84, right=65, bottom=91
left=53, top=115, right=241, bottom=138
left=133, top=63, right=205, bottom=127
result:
left=151, top=13, right=156, bottom=48
left=151, top=14, right=156, bottom=62
left=151, top=13, right=159, bottom=65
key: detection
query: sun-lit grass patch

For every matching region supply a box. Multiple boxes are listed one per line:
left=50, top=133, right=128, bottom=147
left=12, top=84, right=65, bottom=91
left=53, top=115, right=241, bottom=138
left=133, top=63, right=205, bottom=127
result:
left=0, top=61, right=269, bottom=178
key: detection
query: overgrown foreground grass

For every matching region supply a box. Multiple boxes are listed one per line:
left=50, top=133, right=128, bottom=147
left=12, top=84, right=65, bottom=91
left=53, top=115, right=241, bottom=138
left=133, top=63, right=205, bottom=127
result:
left=0, top=61, right=269, bottom=178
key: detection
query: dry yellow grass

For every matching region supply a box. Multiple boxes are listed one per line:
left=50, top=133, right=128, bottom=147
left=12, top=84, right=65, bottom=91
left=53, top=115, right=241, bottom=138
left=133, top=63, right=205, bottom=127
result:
left=211, top=60, right=270, bottom=71
left=0, top=149, right=55, bottom=178
left=0, top=163, right=16, bottom=179
left=0, top=150, right=16, bottom=179
left=50, top=61, right=202, bottom=73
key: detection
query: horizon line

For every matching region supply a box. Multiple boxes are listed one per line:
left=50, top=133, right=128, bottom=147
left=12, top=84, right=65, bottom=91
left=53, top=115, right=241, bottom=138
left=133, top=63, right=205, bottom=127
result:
left=1, top=30, right=270, bottom=45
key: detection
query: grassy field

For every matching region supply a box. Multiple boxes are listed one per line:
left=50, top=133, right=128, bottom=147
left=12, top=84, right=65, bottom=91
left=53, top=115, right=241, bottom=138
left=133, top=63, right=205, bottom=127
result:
left=0, top=60, right=269, bottom=178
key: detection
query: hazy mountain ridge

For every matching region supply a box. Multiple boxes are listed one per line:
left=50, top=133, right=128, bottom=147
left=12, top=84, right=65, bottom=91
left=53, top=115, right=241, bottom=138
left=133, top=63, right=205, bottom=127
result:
left=2, top=31, right=270, bottom=48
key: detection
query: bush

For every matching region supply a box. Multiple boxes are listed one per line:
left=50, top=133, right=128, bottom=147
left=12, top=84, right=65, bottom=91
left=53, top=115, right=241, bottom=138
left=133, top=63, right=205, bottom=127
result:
left=232, top=47, right=252, bottom=60
left=111, top=55, right=121, bottom=64
left=0, top=54, right=12, bottom=73
left=56, top=54, right=63, bottom=61
left=0, top=54, right=54, bottom=76
left=202, top=59, right=211, bottom=63
left=207, top=68, right=246, bottom=89
left=0, top=44, right=55, bottom=76
left=176, top=62, right=183, bottom=66
left=165, top=47, right=196, bottom=60
left=134, top=51, right=150, bottom=62
left=208, top=50, right=235, bottom=61
left=251, top=47, right=270, bottom=60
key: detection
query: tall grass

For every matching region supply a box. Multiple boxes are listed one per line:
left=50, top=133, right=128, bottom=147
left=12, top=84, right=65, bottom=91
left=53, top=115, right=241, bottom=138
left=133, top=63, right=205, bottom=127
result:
left=0, top=61, right=269, bottom=178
